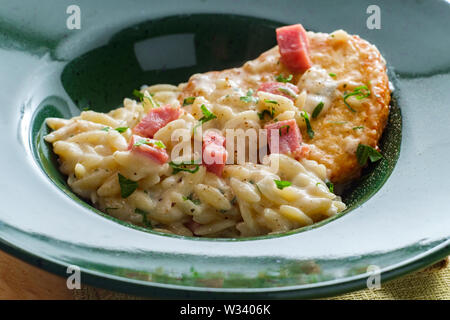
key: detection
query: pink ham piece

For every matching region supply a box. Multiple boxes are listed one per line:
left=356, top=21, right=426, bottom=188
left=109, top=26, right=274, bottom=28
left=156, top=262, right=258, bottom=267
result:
left=185, top=219, right=202, bottom=234
left=202, top=130, right=227, bottom=177
left=264, top=119, right=307, bottom=159
left=258, top=82, right=299, bottom=101
left=128, top=135, right=169, bottom=164
left=133, top=105, right=182, bottom=138
left=276, top=24, right=312, bottom=73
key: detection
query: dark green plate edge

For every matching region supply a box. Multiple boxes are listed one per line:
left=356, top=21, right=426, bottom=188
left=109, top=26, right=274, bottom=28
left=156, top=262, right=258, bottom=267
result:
left=0, top=232, right=447, bottom=299
left=1, top=11, right=448, bottom=299
left=20, top=73, right=449, bottom=298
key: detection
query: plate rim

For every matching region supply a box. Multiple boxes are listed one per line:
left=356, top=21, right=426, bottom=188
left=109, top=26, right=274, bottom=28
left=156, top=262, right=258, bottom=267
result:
left=1, top=0, right=449, bottom=299
left=0, top=233, right=447, bottom=298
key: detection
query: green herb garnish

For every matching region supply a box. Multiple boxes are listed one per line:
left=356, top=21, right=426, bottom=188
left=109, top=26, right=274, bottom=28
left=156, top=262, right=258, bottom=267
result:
left=153, top=140, right=166, bottom=149
left=301, top=111, right=314, bottom=139
left=258, top=108, right=275, bottom=120
left=118, top=173, right=138, bottom=198
left=312, top=102, right=324, bottom=119
left=329, top=73, right=337, bottom=77
left=183, top=97, right=196, bottom=106
left=275, top=74, right=293, bottom=83
left=352, top=126, right=364, bottom=130
left=278, top=87, right=297, bottom=98
left=274, top=179, right=292, bottom=190
left=169, top=160, right=201, bottom=174
left=240, top=89, right=258, bottom=104
left=133, top=89, right=144, bottom=100
left=356, top=144, right=383, bottom=166
left=115, top=127, right=129, bottom=133
left=133, top=89, right=159, bottom=108
left=199, top=104, right=217, bottom=123
left=343, top=85, right=370, bottom=112
left=182, top=194, right=201, bottom=205
left=264, top=99, right=279, bottom=104
left=279, top=125, right=290, bottom=135
left=326, top=182, right=334, bottom=193
left=193, top=105, right=217, bottom=133
left=134, top=139, right=166, bottom=149
left=102, top=126, right=128, bottom=133
left=135, top=208, right=152, bottom=228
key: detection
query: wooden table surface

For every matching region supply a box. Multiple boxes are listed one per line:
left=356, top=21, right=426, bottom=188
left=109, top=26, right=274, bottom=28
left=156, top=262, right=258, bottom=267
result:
left=0, top=250, right=73, bottom=299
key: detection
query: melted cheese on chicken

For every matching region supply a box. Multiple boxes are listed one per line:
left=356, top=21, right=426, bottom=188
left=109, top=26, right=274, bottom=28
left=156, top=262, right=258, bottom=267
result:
left=181, top=30, right=390, bottom=183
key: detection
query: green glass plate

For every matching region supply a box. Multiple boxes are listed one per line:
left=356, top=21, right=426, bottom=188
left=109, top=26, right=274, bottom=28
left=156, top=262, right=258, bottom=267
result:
left=0, top=0, right=448, bottom=298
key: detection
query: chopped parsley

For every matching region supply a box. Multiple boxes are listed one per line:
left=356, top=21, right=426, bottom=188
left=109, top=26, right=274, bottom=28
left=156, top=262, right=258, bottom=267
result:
left=275, top=74, right=293, bottom=83
left=182, top=194, right=201, bottom=205
left=169, top=160, right=201, bottom=174
left=329, top=73, right=337, bottom=77
left=102, top=126, right=129, bottom=133
left=133, top=89, right=159, bottom=108
left=356, top=144, right=383, bottom=166
left=199, top=104, right=217, bottom=123
left=352, top=126, right=365, bottom=130
left=240, top=89, right=258, bottom=104
left=193, top=105, right=217, bottom=133
left=258, top=108, right=275, bottom=120
left=133, top=138, right=166, bottom=149
left=264, top=99, right=279, bottom=104
left=279, top=125, right=290, bottom=135
left=312, top=102, right=324, bottom=119
left=326, top=182, right=334, bottom=193
left=274, top=179, right=292, bottom=190
left=278, top=87, right=297, bottom=98
left=301, top=111, right=314, bottom=139
left=132, top=89, right=145, bottom=100
left=183, top=97, right=196, bottom=106
left=343, top=85, right=370, bottom=112
left=118, top=173, right=138, bottom=198
left=135, top=208, right=152, bottom=228
left=115, top=127, right=129, bottom=133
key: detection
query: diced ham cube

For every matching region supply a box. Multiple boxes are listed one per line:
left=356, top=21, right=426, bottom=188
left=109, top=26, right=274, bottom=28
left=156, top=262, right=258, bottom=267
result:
left=128, top=135, right=169, bottom=164
left=203, top=143, right=227, bottom=176
left=202, top=130, right=227, bottom=177
left=133, top=105, right=182, bottom=138
left=276, top=24, right=312, bottom=73
left=258, top=82, right=299, bottom=100
left=203, top=129, right=226, bottom=147
left=265, top=119, right=306, bottom=158
left=185, top=219, right=202, bottom=234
